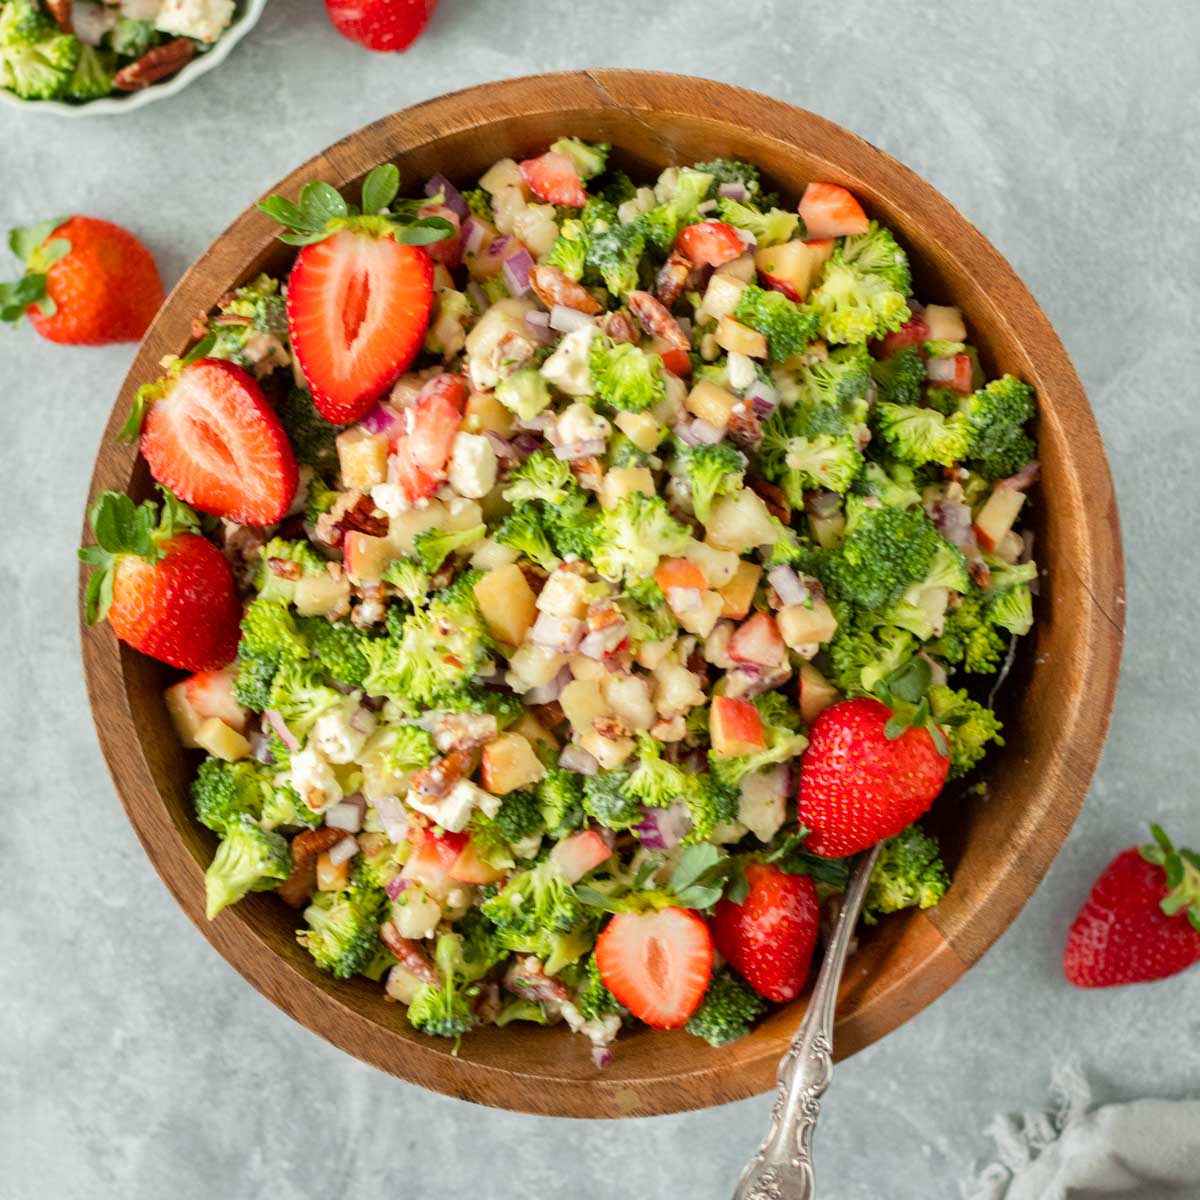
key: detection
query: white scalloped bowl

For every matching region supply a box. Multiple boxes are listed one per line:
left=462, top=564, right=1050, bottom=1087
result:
left=0, top=0, right=266, bottom=118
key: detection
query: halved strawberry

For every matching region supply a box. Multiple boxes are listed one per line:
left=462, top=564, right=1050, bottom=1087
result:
left=519, top=151, right=587, bottom=208
left=140, top=358, right=298, bottom=526
left=595, top=907, right=713, bottom=1029
left=798, top=183, right=870, bottom=239
left=727, top=611, right=785, bottom=668
left=675, top=220, right=744, bottom=267
left=287, top=230, right=434, bottom=425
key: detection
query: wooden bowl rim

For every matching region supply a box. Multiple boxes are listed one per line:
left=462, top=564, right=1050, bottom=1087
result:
left=79, top=69, right=1124, bottom=1118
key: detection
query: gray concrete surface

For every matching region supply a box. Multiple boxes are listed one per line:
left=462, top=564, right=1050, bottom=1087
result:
left=2, top=2, right=1198, bottom=1197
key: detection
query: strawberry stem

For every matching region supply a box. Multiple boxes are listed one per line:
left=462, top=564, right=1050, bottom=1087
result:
left=1139, top=824, right=1200, bottom=931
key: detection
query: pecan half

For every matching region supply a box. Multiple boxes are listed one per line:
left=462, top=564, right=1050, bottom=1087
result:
left=628, top=290, right=689, bottom=350
left=748, top=477, right=791, bottom=523
left=599, top=310, right=638, bottom=345
left=410, top=749, right=472, bottom=799
left=380, top=923, right=440, bottom=985
left=530, top=700, right=565, bottom=731
left=504, top=956, right=570, bottom=1006
left=727, top=403, right=763, bottom=451
left=112, top=38, right=196, bottom=92
left=336, top=493, right=388, bottom=539
left=276, top=827, right=345, bottom=909
left=529, top=264, right=602, bottom=315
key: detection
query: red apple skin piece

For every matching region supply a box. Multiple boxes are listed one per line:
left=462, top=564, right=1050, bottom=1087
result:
left=710, top=695, right=767, bottom=758
left=549, top=830, right=613, bottom=883
left=448, top=842, right=508, bottom=885
left=727, top=612, right=785, bottom=668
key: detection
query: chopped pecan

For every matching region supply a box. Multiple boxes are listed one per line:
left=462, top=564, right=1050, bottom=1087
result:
left=727, top=403, right=763, bottom=450
left=112, top=37, right=196, bottom=92
left=749, top=477, right=791, bottom=523
left=380, top=923, right=440, bottom=985
left=599, top=310, right=639, bottom=345
left=654, top=252, right=692, bottom=308
left=429, top=562, right=456, bottom=592
left=336, top=494, right=388, bottom=539
left=517, top=560, right=548, bottom=592
left=191, top=312, right=210, bottom=340
left=276, top=827, right=345, bottom=909
left=211, top=312, right=253, bottom=327
left=628, top=290, right=689, bottom=350
left=219, top=521, right=267, bottom=592
left=472, top=980, right=503, bottom=1023
left=530, top=700, right=565, bottom=730
left=529, top=264, right=602, bottom=315
left=593, top=713, right=631, bottom=740
left=570, top=455, right=605, bottom=492
left=504, top=956, right=570, bottom=1006
left=267, top=556, right=303, bottom=582
left=45, top=0, right=72, bottom=31
left=432, top=712, right=499, bottom=754
left=410, top=749, right=472, bottom=799
left=968, top=558, right=992, bottom=589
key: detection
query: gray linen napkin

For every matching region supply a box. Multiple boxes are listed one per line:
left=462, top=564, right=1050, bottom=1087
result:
left=962, top=1065, right=1200, bottom=1199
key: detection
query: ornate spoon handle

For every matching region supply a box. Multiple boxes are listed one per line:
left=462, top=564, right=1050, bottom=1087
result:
left=732, top=845, right=881, bottom=1200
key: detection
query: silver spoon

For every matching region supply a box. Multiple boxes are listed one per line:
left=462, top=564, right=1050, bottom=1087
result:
left=732, top=844, right=882, bottom=1200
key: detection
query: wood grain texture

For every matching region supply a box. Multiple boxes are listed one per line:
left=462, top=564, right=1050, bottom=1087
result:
left=78, top=70, right=1124, bottom=1118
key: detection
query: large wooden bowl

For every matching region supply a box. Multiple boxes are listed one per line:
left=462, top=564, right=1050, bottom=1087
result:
left=80, top=70, right=1124, bottom=1118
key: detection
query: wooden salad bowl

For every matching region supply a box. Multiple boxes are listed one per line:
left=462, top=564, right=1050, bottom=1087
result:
left=80, top=70, right=1125, bottom=1118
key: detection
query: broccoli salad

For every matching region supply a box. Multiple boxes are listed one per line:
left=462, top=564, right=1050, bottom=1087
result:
left=0, top=0, right=235, bottom=103
left=162, top=140, right=1039, bottom=1059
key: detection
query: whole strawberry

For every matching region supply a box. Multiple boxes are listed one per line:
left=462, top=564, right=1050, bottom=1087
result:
left=325, top=0, right=437, bottom=51
left=799, top=697, right=949, bottom=858
left=80, top=490, right=241, bottom=671
left=711, top=863, right=820, bottom=1003
left=1, top=216, right=163, bottom=344
left=1064, top=825, right=1200, bottom=988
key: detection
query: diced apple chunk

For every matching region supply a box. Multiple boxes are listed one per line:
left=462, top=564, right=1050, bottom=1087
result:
left=481, top=732, right=545, bottom=795
left=165, top=681, right=206, bottom=749
left=718, top=560, right=762, bottom=619
left=600, top=466, right=654, bottom=510
left=615, top=410, right=664, bottom=452
left=511, top=711, right=557, bottom=751
left=737, top=767, right=789, bottom=842
left=473, top=562, right=538, bottom=646
left=777, top=599, right=839, bottom=650
left=579, top=729, right=635, bottom=770
left=537, top=568, right=590, bottom=618
left=549, top=830, right=612, bottom=883
left=560, top=678, right=612, bottom=736
left=337, top=427, right=389, bottom=491
left=194, top=718, right=251, bottom=762
left=316, top=851, right=350, bottom=892
left=973, top=487, right=1026, bottom=553
left=506, top=642, right=567, bottom=691
left=464, top=390, right=516, bottom=437
left=344, top=532, right=394, bottom=584
left=808, top=508, right=845, bottom=550
left=675, top=589, right=724, bottom=638
left=923, top=304, right=967, bottom=342
left=449, top=842, right=508, bottom=885
left=685, top=379, right=740, bottom=431
left=754, top=241, right=819, bottom=301
left=385, top=500, right=447, bottom=555
left=705, top=489, right=777, bottom=552
left=293, top=571, right=351, bottom=617
left=698, top=273, right=748, bottom=322
left=798, top=662, right=840, bottom=723
left=716, top=316, right=768, bottom=359
left=710, top=696, right=766, bottom=758
left=684, top=540, right=740, bottom=588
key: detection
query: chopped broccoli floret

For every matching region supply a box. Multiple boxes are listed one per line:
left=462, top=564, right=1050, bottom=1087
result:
left=233, top=597, right=311, bottom=711
left=406, top=933, right=478, bottom=1039
left=542, top=490, right=602, bottom=560
left=708, top=723, right=807, bottom=791
left=545, top=218, right=589, bottom=281
left=191, top=757, right=268, bottom=835
left=591, top=493, right=691, bottom=585
left=625, top=734, right=692, bottom=809
left=301, top=617, right=372, bottom=686
left=537, top=761, right=585, bottom=839
left=488, top=789, right=546, bottom=846
left=256, top=536, right=325, bottom=602
left=826, top=610, right=917, bottom=697
left=617, top=578, right=677, bottom=644
left=575, top=953, right=624, bottom=1021
left=66, top=43, right=111, bottom=100
left=495, top=368, right=551, bottom=421
left=110, top=16, right=155, bottom=58
left=870, top=344, right=925, bottom=407
left=588, top=336, right=665, bottom=413
left=461, top=187, right=491, bottom=220
left=685, top=967, right=767, bottom=1046
left=835, top=221, right=912, bottom=292
left=276, top=387, right=341, bottom=469
left=928, top=685, right=1004, bottom=778
left=930, top=591, right=1008, bottom=675
left=878, top=539, right=970, bottom=641
left=582, top=770, right=643, bottom=831
left=691, top=158, right=763, bottom=198
left=872, top=402, right=971, bottom=468
left=584, top=218, right=645, bottom=298
left=853, top=461, right=924, bottom=511
left=297, top=881, right=386, bottom=979
left=502, top=450, right=576, bottom=507
left=778, top=431, right=863, bottom=500
left=233, top=648, right=279, bottom=712
left=550, top=137, right=610, bottom=180
left=495, top=506, right=561, bottom=571
left=682, top=442, right=746, bottom=523
left=606, top=431, right=654, bottom=469
left=260, top=781, right=321, bottom=832
left=413, top=523, right=486, bottom=574
left=204, top=819, right=291, bottom=921
left=481, top=859, right=593, bottom=972
left=716, top=197, right=798, bottom=247
left=732, top=285, right=819, bottom=363
left=809, top=261, right=910, bottom=345
left=685, top=772, right=740, bottom=845
left=304, top=474, right=338, bottom=525
left=383, top=723, right=437, bottom=773
left=862, top=824, right=949, bottom=924
left=382, top=557, right=430, bottom=605
left=988, top=582, right=1034, bottom=636
left=0, top=4, right=78, bottom=100
left=267, top=656, right=344, bottom=738
left=958, top=375, right=1037, bottom=480
left=819, top=504, right=941, bottom=611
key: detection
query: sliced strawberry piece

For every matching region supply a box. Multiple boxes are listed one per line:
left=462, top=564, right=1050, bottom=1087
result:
left=873, top=314, right=930, bottom=358
left=798, top=183, right=870, bottom=239
left=287, top=230, right=434, bottom=425
left=401, top=827, right=468, bottom=896
left=926, top=352, right=973, bottom=393
left=140, top=358, right=298, bottom=526
left=675, top=220, right=745, bottom=267
left=519, top=151, right=587, bottom=208
left=727, top=611, right=785, bottom=668
left=549, top=830, right=613, bottom=884
left=595, top=907, right=713, bottom=1029
left=183, top=666, right=247, bottom=732
left=407, top=380, right=464, bottom=469
left=415, top=370, right=468, bottom=414
left=656, top=343, right=692, bottom=378
left=712, top=863, right=820, bottom=1002
left=390, top=439, right=441, bottom=504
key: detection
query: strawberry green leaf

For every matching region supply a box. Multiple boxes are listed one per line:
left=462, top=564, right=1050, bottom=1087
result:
left=391, top=216, right=455, bottom=246
left=361, top=163, right=400, bottom=216
left=299, top=181, right=349, bottom=229
left=8, top=217, right=66, bottom=264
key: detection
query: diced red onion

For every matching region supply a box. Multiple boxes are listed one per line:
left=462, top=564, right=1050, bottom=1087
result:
left=484, top=234, right=513, bottom=263
left=517, top=413, right=553, bottom=434
left=483, top=430, right=520, bottom=462
left=263, top=710, right=299, bottom=752
left=1019, top=529, right=1036, bottom=565
left=502, top=248, right=535, bottom=298
left=697, top=199, right=718, bottom=215
left=591, top=1046, right=614, bottom=1070
left=767, top=565, right=809, bottom=607
left=466, top=280, right=488, bottom=313
left=907, top=298, right=926, bottom=316
left=931, top=497, right=974, bottom=549
left=553, top=437, right=606, bottom=461
left=925, top=356, right=959, bottom=383
left=806, top=490, right=841, bottom=519
left=511, top=432, right=543, bottom=456
left=522, top=312, right=556, bottom=344
left=524, top=667, right=572, bottom=706
left=675, top=417, right=724, bottom=448
left=327, top=835, right=359, bottom=866
left=579, top=622, right=628, bottom=659
left=559, top=744, right=600, bottom=776
left=633, top=802, right=692, bottom=850
left=531, top=610, right=585, bottom=653
left=549, top=305, right=597, bottom=334
left=425, top=174, right=469, bottom=220
left=249, top=730, right=274, bottom=766
left=999, top=460, right=1041, bottom=492
left=325, top=798, right=365, bottom=833
left=349, top=707, right=375, bottom=734
left=747, top=376, right=779, bottom=417
left=717, top=181, right=748, bottom=201
left=525, top=309, right=551, bottom=327
left=666, top=586, right=702, bottom=612
left=374, top=795, right=409, bottom=843
left=462, top=218, right=489, bottom=258
left=385, top=875, right=411, bottom=901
